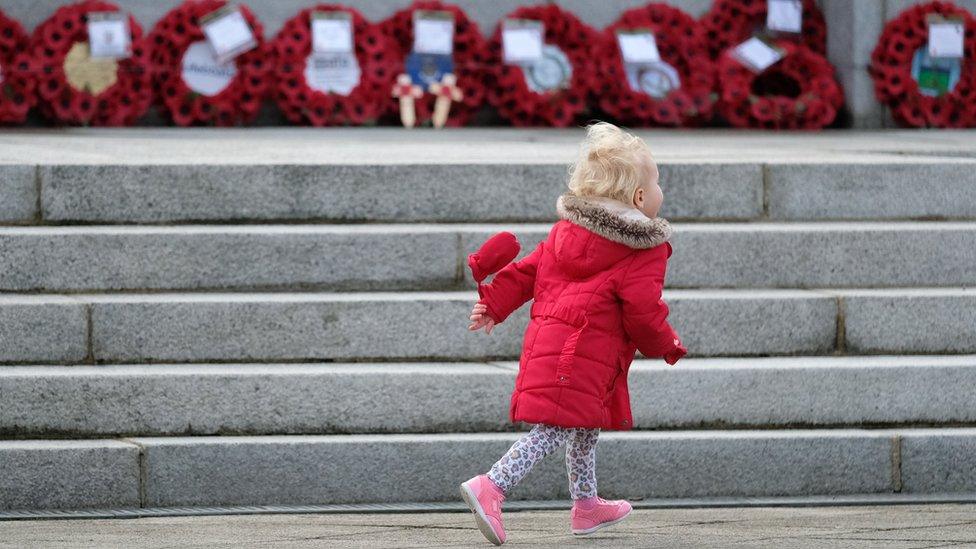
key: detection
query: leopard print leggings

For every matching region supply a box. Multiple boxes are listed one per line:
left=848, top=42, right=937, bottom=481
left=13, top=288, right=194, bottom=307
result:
left=486, top=423, right=599, bottom=500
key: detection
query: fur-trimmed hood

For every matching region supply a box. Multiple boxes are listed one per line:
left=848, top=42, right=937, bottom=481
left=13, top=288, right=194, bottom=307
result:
left=556, top=193, right=672, bottom=250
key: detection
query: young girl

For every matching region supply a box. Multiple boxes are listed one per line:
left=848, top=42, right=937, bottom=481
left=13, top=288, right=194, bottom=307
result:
left=460, top=122, right=686, bottom=545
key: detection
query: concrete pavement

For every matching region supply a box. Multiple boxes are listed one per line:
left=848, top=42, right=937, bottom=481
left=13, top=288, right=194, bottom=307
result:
left=4, top=504, right=976, bottom=548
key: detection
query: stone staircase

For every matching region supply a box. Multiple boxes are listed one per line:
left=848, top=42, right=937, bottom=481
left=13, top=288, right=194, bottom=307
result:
left=1, top=129, right=975, bottom=512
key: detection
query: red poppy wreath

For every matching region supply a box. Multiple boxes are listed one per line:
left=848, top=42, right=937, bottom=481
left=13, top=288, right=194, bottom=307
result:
left=717, top=40, right=843, bottom=129
left=29, top=0, right=152, bottom=126
left=380, top=0, right=488, bottom=127
left=271, top=5, right=397, bottom=126
left=486, top=4, right=600, bottom=127
left=0, top=9, right=35, bottom=124
left=701, top=0, right=827, bottom=59
left=597, top=4, right=717, bottom=127
left=870, top=1, right=976, bottom=128
left=148, top=0, right=272, bottom=126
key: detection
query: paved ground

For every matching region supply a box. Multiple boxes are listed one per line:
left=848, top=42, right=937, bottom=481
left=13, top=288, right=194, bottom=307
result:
left=1, top=128, right=975, bottom=165
left=4, top=504, right=976, bottom=549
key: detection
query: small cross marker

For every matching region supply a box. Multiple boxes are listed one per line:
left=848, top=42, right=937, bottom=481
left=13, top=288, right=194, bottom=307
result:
left=391, top=73, right=424, bottom=128
left=428, top=73, right=463, bottom=129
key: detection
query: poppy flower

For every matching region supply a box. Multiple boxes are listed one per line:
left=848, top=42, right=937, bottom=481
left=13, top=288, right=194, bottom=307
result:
left=750, top=98, right=776, bottom=121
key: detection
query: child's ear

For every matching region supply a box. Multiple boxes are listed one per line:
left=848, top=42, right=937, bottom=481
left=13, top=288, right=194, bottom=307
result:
left=633, top=187, right=644, bottom=207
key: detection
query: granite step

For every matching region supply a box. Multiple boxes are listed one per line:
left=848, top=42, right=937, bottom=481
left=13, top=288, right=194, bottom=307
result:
left=0, top=288, right=973, bottom=364
left=5, top=427, right=976, bottom=510
left=0, top=222, right=972, bottom=292
left=3, top=130, right=975, bottom=225
left=3, top=356, right=976, bottom=438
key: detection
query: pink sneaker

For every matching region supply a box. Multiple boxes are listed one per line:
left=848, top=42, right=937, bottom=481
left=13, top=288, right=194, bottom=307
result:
left=570, top=497, right=633, bottom=535
left=460, top=475, right=506, bottom=545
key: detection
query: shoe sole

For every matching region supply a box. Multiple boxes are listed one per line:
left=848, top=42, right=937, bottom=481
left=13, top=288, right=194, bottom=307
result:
left=460, top=481, right=504, bottom=546
left=571, top=506, right=633, bottom=535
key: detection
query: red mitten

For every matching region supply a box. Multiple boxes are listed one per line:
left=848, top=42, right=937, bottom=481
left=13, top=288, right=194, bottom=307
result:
left=664, top=339, right=687, bottom=366
left=468, top=232, right=521, bottom=283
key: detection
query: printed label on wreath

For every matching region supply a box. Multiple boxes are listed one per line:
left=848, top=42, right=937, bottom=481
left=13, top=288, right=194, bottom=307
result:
left=617, top=30, right=661, bottom=64
left=912, top=48, right=961, bottom=97
left=63, top=42, right=118, bottom=95
left=405, top=52, right=453, bottom=90
left=732, top=36, right=785, bottom=72
left=182, top=40, right=238, bottom=97
left=305, top=52, right=360, bottom=94
left=87, top=12, right=131, bottom=59
left=927, top=15, right=965, bottom=59
left=201, top=6, right=257, bottom=64
left=502, top=19, right=543, bottom=64
left=312, top=11, right=354, bottom=54
left=523, top=44, right=572, bottom=93
left=413, top=10, right=454, bottom=55
left=626, top=60, right=680, bottom=98
left=767, top=0, right=803, bottom=34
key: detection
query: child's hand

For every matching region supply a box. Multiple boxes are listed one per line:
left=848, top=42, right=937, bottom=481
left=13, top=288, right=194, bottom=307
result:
left=468, top=302, right=496, bottom=335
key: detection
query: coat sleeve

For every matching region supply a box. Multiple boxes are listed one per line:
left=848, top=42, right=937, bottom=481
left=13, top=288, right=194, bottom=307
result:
left=617, top=243, right=682, bottom=358
left=478, top=242, right=543, bottom=324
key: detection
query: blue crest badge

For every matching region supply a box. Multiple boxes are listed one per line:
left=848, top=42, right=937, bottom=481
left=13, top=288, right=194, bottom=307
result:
left=405, top=53, right=454, bottom=91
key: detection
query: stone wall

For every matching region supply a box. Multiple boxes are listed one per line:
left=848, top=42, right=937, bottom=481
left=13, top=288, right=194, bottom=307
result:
left=3, top=0, right=975, bottom=128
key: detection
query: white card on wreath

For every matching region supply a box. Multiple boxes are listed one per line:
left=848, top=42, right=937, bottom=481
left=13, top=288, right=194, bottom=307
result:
left=312, top=11, right=354, bottom=54
left=305, top=52, right=360, bottom=94
left=767, top=0, right=803, bottom=34
left=502, top=19, right=543, bottom=64
left=88, top=12, right=130, bottom=59
left=413, top=11, right=454, bottom=55
left=617, top=31, right=661, bottom=64
left=733, top=36, right=784, bottom=72
left=201, top=6, right=257, bottom=64
left=928, top=17, right=965, bottom=59
left=182, top=41, right=237, bottom=97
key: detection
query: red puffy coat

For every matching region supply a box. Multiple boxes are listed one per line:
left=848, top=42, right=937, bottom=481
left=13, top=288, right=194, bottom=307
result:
left=479, top=193, right=683, bottom=431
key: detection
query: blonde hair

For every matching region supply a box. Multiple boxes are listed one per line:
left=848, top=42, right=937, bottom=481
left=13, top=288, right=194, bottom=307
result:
left=567, top=122, right=653, bottom=203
